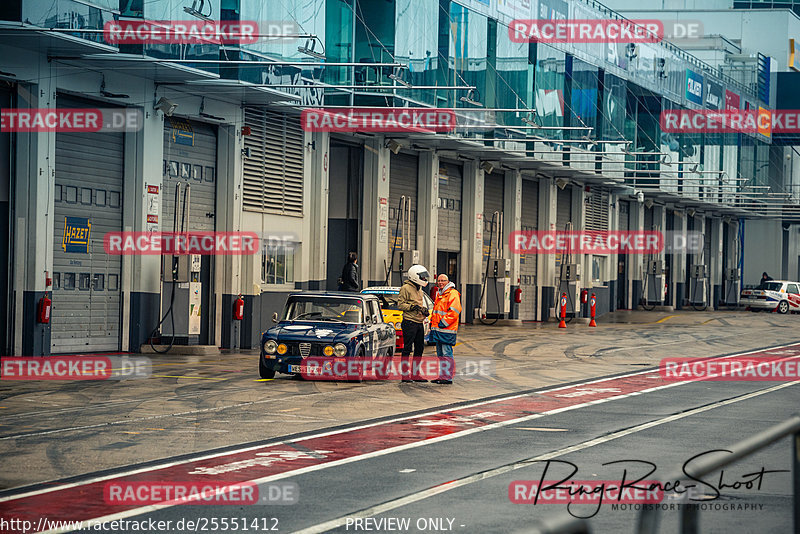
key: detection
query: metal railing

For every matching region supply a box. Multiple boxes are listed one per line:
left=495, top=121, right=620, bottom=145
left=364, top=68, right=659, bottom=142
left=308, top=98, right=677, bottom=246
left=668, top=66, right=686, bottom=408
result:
left=523, top=414, right=800, bottom=534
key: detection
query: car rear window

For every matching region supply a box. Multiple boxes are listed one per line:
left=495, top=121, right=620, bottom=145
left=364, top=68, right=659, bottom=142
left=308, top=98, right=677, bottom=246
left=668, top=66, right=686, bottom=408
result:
left=372, top=294, right=401, bottom=310
left=763, top=282, right=783, bottom=291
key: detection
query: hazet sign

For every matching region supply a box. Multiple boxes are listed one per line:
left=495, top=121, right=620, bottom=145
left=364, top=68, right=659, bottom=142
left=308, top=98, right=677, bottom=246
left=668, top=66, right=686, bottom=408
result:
left=62, top=217, right=91, bottom=253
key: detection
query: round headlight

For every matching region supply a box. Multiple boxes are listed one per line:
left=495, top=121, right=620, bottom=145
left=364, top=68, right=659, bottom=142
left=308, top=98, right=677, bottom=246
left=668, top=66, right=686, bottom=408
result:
left=334, top=343, right=347, bottom=357
left=277, top=343, right=288, bottom=355
left=323, top=345, right=335, bottom=356
left=394, top=321, right=402, bottom=330
left=264, top=340, right=277, bottom=355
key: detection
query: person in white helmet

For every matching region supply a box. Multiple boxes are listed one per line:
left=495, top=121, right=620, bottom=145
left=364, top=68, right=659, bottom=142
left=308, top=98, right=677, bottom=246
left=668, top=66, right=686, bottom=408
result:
left=397, top=264, right=430, bottom=382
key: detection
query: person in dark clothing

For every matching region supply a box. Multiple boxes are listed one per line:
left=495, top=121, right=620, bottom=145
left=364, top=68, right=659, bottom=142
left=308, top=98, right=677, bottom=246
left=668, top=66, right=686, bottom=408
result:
left=758, top=272, right=773, bottom=289
left=338, top=252, right=359, bottom=292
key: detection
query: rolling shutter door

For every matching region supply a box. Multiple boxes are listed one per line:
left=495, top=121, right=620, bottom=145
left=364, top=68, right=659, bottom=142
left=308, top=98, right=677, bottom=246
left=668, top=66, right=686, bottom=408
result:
left=437, top=162, right=462, bottom=252
left=52, top=98, right=123, bottom=353
left=520, top=178, right=539, bottom=320
left=162, top=119, right=217, bottom=233
left=242, top=108, right=303, bottom=215
left=483, top=172, right=504, bottom=267
left=389, top=152, right=418, bottom=251
left=644, top=205, right=654, bottom=230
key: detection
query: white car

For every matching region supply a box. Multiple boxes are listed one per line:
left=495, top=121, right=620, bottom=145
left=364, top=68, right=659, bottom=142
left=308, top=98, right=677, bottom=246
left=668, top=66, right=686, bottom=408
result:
left=740, top=280, right=800, bottom=314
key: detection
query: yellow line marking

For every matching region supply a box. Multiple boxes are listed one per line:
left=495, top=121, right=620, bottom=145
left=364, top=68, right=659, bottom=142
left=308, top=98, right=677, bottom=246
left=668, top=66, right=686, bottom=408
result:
left=121, top=431, right=140, bottom=435
left=151, top=375, right=226, bottom=381
left=653, top=315, right=677, bottom=324
left=280, top=408, right=301, bottom=412
left=254, top=379, right=274, bottom=382
left=145, top=428, right=165, bottom=431
left=700, top=317, right=720, bottom=325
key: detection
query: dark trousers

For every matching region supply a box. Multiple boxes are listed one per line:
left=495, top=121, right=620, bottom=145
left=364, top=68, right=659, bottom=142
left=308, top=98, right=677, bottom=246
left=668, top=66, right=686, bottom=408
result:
left=400, top=319, right=425, bottom=357
left=400, top=319, right=425, bottom=380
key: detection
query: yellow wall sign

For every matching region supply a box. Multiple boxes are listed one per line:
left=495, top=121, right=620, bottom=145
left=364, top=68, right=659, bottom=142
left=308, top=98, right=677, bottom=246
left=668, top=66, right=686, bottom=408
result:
left=62, top=217, right=91, bottom=253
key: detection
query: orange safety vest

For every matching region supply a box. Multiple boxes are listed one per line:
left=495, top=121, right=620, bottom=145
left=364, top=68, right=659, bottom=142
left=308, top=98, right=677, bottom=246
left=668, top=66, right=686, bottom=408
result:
left=431, top=284, right=461, bottom=338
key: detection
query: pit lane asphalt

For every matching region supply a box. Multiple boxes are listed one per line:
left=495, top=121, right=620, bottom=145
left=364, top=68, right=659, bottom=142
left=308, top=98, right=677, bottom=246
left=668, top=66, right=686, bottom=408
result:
left=0, top=309, right=798, bottom=491
left=100, top=375, right=798, bottom=534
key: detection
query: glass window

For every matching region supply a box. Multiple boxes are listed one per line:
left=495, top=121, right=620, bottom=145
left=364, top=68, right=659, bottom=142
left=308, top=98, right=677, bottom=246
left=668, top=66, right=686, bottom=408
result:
left=79, top=273, right=91, bottom=290
left=65, top=186, right=78, bottom=203
left=181, top=163, right=191, bottom=179
left=787, top=284, right=799, bottom=294
left=81, top=188, right=92, bottom=205
left=592, top=256, right=606, bottom=283
left=92, top=274, right=104, bottom=291
left=204, top=166, right=215, bottom=182
left=533, top=43, right=566, bottom=138
left=53, top=272, right=61, bottom=290
left=96, top=189, right=106, bottom=207
left=169, top=161, right=179, bottom=177
left=192, top=165, right=203, bottom=181
left=108, top=274, right=119, bottom=291
left=55, top=185, right=62, bottom=202
left=109, top=191, right=121, bottom=208
left=63, top=273, right=76, bottom=290
left=283, top=297, right=363, bottom=324
left=262, top=243, right=296, bottom=285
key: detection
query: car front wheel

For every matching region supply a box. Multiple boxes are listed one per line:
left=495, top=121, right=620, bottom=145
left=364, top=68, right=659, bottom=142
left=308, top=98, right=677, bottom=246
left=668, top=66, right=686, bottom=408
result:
left=778, top=300, right=790, bottom=314
left=259, top=357, right=276, bottom=379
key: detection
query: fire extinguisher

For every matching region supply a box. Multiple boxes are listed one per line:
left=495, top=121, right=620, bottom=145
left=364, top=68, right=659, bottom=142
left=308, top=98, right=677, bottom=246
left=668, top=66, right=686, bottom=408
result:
left=38, top=293, right=52, bottom=324
left=233, top=295, right=244, bottom=321
left=580, top=289, right=589, bottom=304
left=514, top=287, right=522, bottom=304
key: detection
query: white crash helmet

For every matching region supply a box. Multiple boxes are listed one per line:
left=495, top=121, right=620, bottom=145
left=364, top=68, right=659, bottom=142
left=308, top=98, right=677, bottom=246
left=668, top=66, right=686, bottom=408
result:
left=407, top=264, right=430, bottom=287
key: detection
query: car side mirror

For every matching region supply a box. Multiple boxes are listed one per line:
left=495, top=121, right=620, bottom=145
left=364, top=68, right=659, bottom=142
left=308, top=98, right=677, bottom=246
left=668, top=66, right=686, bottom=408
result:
left=372, top=314, right=379, bottom=324
left=272, top=312, right=279, bottom=323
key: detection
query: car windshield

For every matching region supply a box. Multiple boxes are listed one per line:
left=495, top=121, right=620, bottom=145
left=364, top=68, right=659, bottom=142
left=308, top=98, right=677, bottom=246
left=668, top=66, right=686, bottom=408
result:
left=283, top=297, right=363, bottom=323
left=762, top=282, right=783, bottom=291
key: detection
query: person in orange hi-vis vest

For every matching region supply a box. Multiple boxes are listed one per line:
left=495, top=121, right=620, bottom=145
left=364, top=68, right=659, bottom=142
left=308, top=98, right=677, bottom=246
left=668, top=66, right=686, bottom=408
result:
left=430, top=274, right=461, bottom=384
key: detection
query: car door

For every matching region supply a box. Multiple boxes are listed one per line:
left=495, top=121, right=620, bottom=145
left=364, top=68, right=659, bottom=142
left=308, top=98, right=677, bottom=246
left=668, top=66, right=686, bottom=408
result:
left=366, top=299, right=391, bottom=356
left=787, top=283, right=800, bottom=309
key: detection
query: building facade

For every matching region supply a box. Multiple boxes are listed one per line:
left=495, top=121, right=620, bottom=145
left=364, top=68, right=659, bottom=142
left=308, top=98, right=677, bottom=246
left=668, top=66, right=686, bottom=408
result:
left=0, top=0, right=788, bottom=356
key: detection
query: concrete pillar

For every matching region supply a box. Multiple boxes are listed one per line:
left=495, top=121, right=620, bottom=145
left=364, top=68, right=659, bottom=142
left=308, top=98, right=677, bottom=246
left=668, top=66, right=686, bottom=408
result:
left=16, top=61, right=55, bottom=355
left=709, top=217, right=723, bottom=309
left=417, top=150, right=439, bottom=273
left=504, top=169, right=522, bottom=319
left=672, top=211, right=688, bottom=309
left=538, top=176, right=557, bottom=320
left=461, top=161, right=483, bottom=323
left=363, top=137, right=392, bottom=286
left=629, top=202, right=645, bottom=308
left=305, top=130, right=330, bottom=289
left=125, top=85, right=166, bottom=353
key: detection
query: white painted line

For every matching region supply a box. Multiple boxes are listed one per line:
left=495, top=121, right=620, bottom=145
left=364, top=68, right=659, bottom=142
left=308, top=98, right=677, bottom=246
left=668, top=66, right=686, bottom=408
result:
left=398, top=469, right=416, bottom=474
left=293, top=382, right=798, bottom=534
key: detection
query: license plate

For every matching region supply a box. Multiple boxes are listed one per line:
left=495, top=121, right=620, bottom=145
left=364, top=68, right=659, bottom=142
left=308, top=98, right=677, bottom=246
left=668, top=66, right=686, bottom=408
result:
left=288, top=365, right=322, bottom=375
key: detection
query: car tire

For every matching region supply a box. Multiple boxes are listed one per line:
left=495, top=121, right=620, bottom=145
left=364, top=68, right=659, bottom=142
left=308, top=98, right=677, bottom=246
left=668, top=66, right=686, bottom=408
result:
left=778, top=300, right=790, bottom=314
left=259, top=357, right=276, bottom=379
left=347, top=348, right=365, bottom=383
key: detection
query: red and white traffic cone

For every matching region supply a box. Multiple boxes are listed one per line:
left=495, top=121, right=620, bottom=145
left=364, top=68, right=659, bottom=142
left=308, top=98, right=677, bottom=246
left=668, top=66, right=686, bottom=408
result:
left=589, top=293, right=597, bottom=327
left=558, top=292, right=567, bottom=329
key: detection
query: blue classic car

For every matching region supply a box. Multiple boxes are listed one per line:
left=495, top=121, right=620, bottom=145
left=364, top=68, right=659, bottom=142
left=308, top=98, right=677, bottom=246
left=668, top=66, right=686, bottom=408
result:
left=259, top=292, right=396, bottom=380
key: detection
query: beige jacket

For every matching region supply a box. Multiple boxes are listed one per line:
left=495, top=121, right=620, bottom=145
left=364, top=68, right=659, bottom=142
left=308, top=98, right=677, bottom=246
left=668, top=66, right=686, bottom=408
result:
left=397, top=280, right=426, bottom=323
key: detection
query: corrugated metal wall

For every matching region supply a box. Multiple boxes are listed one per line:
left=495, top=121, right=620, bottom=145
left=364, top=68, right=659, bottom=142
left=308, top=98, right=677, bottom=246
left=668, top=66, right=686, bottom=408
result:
left=519, top=178, right=539, bottom=320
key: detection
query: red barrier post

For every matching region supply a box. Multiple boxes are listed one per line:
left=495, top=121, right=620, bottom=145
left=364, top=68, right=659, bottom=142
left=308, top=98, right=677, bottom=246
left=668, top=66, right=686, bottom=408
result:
left=589, top=293, right=597, bottom=327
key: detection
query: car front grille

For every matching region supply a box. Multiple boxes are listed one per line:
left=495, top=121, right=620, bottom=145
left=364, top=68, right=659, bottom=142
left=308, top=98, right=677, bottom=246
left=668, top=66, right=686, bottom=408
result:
left=299, top=343, right=311, bottom=357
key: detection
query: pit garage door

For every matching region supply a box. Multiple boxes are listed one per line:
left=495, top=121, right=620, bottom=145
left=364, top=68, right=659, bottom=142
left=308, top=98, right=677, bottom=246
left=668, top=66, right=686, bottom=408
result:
left=161, top=118, right=217, bottom=344
left=437, top=161, right=462, bottom=252
left=556, top=186, right=572, bottom=271
left=483, top=172, right=504, bottom=267
left=389, top=152, right=418, bottom=252
left=52, top=97, right=123, bottom=353
left=519, top=178, right=539, bottom=320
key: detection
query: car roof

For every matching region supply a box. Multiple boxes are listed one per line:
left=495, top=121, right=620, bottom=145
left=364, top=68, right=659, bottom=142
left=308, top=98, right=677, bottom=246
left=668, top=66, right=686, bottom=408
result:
left=287, top=291, right=377, bottom=299
left=361, top=286, right=401, bottom=294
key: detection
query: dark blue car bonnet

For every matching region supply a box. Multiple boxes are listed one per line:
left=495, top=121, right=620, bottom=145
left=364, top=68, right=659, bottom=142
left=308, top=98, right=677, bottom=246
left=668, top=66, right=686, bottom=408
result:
left=263, top=322, right=357, bottom=344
